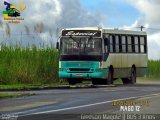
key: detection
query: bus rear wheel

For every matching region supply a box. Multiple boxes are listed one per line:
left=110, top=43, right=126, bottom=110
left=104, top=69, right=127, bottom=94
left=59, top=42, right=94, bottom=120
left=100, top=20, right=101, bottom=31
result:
left=130, top=68, right=136, bottom=84
left=122, top=67, right=136, bottom=84
left=107, top=69, right=113, bottom=85
left=122, top=78, right=130, bottom=84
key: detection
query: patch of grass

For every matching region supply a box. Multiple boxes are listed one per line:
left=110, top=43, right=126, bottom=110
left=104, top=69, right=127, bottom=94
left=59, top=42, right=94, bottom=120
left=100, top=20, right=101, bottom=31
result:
left=0, top=92, right=34, bottom=99
left=0, top=84, right=30, bottom=90
left=138, top=77, right=160, bottom=81
left=113, top=79, right=123, bottom=84
left=0, top=83, right=69, bottom=90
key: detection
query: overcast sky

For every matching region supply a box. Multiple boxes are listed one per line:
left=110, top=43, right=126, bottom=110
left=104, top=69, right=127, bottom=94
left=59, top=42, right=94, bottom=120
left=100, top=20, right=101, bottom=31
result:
left=0, top=0, right=160, bottom=60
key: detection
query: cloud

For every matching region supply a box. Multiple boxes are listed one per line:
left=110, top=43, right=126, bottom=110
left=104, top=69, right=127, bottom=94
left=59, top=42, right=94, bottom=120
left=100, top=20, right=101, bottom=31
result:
left=120, top=0, right=160, bottom=60
left=121, top=20, right=160, bottom=60
left=121, top=20, right=138, bottom=30
left=148, top=32, right=160, bottom=60
left=130, top=0, right=160, bottom=60
left=55, top=0, right=104, bottom=28
left=1, top=0, right=104, bottom=31
left=0, top=0, right=104, bottom=46
left=127, top=0, right=160, bottom=28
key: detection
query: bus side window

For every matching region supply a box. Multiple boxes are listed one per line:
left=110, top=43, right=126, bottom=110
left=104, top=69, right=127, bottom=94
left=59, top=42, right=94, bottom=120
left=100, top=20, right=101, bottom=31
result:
left=144, top=36, right=147, bottom=53
left=109, top=35, right=113, bottom=53
left=115, top=35, right=119, bottom=53
left=121, top=36, right=126, bottom=53
left=140, top=36, right=145, bottom=53
left=104, top=38, right=109, bottom=53
left=134, top=36, right=139, bottom=53
left=127, top=36, right=132, bottom=53
left=131, top=36, right=135, bottom=53
left=119, top=35, right=122, bottom=53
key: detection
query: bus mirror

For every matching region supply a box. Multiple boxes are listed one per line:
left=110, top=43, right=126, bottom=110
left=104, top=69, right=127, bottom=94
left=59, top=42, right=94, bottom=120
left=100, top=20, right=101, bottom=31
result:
left=103, top=53, right=108, bottom=61
left=104, top=38, right=109, bottom=45
left=87, top=36, right=93, bottom=44
left=56, top=42, right=59, bottom=49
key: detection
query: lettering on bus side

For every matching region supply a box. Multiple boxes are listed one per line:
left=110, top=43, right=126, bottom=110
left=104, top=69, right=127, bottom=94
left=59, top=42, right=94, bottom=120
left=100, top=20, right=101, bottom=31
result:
left=62, top=30, right=101, bottom=37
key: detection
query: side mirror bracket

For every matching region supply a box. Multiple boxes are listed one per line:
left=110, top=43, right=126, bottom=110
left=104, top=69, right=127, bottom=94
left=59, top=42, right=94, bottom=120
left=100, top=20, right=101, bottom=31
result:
left=104, top=38, right=109, bottom=45
left=56, top=42, right=59, bottom=49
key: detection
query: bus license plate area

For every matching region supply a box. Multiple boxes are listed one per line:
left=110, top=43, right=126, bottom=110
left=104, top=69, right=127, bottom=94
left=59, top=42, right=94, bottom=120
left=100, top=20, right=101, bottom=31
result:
left=76, top=74, right=83, bottom=77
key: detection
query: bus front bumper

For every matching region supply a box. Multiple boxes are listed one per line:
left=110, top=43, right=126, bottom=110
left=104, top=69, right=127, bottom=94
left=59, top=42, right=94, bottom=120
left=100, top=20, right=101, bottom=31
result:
left=59, top=70, right=108, bottom=79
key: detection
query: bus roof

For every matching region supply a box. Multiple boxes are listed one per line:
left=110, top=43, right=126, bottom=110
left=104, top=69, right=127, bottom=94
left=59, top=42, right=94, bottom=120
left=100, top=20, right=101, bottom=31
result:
left=102, top=29, right=147, bottom=36
left=62, top=27, right=147, bottom=36
left=63, top=27, right=102, bottom=31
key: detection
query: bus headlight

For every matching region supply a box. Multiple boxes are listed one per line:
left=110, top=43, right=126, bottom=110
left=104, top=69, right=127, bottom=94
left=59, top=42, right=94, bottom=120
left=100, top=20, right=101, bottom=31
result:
left=59, top=68, right=70, bottom=72
left=59, top=68, right=64, bottom=71
left=66, top=68, right=69, bottom=72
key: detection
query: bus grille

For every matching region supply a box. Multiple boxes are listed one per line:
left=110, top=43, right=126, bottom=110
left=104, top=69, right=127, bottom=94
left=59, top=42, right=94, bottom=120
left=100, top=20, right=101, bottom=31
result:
left=69, top=68, right=90, bottom=72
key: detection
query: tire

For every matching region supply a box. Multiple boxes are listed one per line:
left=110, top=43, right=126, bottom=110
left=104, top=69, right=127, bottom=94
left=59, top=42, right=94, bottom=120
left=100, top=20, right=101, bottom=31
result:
left=130, top=68, right=136, bottom=84
left=107, top=69, right=113, bottom=85
left=92, top=79, right=106, bottom=85
left=92, top=79, right=98, bottom=85
left=122, top=78, right=131, bottom=84
left=68, top=78, right=82, bottom=85
left=68, top=79, right=75, bottom=85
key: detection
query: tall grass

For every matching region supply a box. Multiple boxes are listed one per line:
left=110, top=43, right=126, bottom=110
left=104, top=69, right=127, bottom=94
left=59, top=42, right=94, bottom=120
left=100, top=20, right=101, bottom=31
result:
left=0, top=45, right=59, bottom=85
left=147, top=60, right=160, bottom=79
left=0, top=45, right=160, bottom=85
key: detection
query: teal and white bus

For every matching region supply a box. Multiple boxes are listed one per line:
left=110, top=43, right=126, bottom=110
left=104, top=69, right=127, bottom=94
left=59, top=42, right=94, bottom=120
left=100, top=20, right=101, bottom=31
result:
left=56, top=27, right=148, bottom=85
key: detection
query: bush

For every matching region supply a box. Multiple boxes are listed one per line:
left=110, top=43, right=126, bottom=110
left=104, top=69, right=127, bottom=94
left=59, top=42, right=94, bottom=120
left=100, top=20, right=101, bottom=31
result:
left=0, top=45, right=59, bottom=85
left=147, top=60, right=160, bottom=78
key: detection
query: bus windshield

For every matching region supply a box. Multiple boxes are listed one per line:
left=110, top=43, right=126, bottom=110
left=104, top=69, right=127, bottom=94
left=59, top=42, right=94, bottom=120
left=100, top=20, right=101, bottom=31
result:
left=60, top=37, right=102, bottom=55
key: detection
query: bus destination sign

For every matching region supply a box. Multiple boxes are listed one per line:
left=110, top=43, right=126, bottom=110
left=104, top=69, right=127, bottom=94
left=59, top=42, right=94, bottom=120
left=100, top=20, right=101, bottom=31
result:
left=62, top=30, right=101, bottom=37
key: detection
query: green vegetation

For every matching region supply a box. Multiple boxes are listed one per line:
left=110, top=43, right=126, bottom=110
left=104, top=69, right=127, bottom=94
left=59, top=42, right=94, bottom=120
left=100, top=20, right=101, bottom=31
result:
left=0, top=83, right=69, bottom=90
left=0, top=45, right=160, bottom=87
left=0, top=45, right=59, bottom=85
left=113, top=79, right=123, bottom=84
left=147, top=60, right=160, bottom=79
left=0, top=92, right=35, bottom=99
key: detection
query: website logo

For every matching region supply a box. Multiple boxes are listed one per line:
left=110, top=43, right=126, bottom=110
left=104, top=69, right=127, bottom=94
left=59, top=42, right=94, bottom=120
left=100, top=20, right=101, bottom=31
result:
left=2, top=1, right=26, bottom=24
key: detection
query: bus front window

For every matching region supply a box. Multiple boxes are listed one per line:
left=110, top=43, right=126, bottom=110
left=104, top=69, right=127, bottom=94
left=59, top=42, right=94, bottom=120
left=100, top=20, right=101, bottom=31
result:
left=60, top=37, right=102, bottom=55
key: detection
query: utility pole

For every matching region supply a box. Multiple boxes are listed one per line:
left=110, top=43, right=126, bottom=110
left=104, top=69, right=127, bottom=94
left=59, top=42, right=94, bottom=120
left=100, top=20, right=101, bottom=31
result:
left=140, top=26, right=145, bottom=31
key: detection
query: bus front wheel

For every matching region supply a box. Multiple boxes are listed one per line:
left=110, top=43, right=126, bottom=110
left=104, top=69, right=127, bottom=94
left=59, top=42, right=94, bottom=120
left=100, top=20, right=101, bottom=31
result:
left=92, top=79, right=98, bottom=85
left=67, top=78, right=82, bottom=85
left=68, top=79, right=76, bottom=85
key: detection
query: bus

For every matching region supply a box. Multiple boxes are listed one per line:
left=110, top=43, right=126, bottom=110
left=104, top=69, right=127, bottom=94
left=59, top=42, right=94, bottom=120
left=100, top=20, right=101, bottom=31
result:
left=56, top=27, right=148, bottom=85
